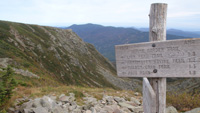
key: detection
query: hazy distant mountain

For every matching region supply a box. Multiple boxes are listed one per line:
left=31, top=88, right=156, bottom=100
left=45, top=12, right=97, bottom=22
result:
left=138, top=28, right=200, bottom=38
left=167, top=29, right=200, bottom=38
left=193, top=31, right=200, bottom=35
left=67, top=24, right=148, bottom=61
left=138, top=28, right=149, bottom=32
left=67, top=24, right=188, bottom=61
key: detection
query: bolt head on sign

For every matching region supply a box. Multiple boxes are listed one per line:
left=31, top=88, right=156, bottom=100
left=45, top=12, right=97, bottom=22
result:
left=115, top=38, right=200, bottom=78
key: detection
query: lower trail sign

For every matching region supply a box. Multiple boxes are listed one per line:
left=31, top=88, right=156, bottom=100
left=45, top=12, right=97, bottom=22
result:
left=115, top=3, right=200, bottom=113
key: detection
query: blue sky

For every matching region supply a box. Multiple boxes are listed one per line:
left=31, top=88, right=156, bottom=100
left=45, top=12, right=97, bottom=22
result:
left=1, top=0, right=200, bottom=31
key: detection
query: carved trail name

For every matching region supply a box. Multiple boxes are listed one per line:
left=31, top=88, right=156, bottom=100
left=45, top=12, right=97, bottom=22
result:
left=115, top=38, right=200, bottom=77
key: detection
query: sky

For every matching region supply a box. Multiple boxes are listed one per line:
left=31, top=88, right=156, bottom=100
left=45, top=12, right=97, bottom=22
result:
left=1, top=0, right=200, bottom=31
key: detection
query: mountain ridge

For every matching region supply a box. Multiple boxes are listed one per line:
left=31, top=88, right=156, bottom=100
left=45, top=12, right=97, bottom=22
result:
left=66, top=23, right=191, bottom=61
left=138, top=28, right=200, bottom=38
left=0, top=20, right=141, bottom=90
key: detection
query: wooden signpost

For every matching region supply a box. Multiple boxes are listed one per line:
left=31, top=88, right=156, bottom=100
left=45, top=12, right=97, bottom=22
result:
left=115, top=3, right=200, bottom=113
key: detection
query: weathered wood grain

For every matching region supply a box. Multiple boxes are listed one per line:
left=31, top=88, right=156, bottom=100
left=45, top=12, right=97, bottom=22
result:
left=143, top=78, right=156, bottom=113
left=149, top=3, right=167, bottom=113
left=149, top=3, right=167, bottom=41
left=115, top=38, right=200, bottom=77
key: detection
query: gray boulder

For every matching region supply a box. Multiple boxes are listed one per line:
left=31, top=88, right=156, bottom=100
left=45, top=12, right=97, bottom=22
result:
left=90, top=107, right=97, bottom=113
left=23, top=108, right=33, bottom=113
left=103, top=96, right=117, bottom=105
left=84, top=97, right=98, bottom=106
left=68, top=105, right=77, bottom=111
left=85, top=110, right=92, bottom=113
left=51, top=106, right=66, bottom=113
left=40, top=96, right=54, bottom=108
left=102, top=105, right=120, bottom=113
left=59, top=95, right=69, bottom=103
left=113, top=97, right=125, bottom=103
left=22, top=98, right=41, bottom=109
left=130, top=106, right=143, bottom=113
left=32, top=107, right=48, bottom=113
left=134, top=92, right=140, bottom=96
left=69, top=93, right=76, bottom=103
left=118, top=102, right=135, bottom=109
left=130, top=97, right=141, bottom=106
left=185, top=108, right=200, bottom=113
left=166, top=106, right=178, bottom=113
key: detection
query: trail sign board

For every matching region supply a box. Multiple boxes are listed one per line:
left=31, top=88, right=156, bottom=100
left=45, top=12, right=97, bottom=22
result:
left=115, top=38, right=200, bottom=77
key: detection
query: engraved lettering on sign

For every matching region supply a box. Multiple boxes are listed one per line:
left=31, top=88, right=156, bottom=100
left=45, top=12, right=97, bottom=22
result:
left=167, top=47, right=180, bottom=51
left=189, top=64, right=196, bottom=69
left=159, top=65, right=170, bottom=69
left=147, top=48, right=164, bottom=52
left=140, top=71, right=151, bottom=75
left=120, top=55, right=125, bottom=59
left=121, top=62, right=125, bottom=65
left=131, top=49, right=145, bottom=53
left=138, top=54, right=148, bottom=59
left=173, top=59, right=185, bottom=63
left=152, top=54, right=163, bottom=58
left=126, top=59, right=169, bottom=65
left=189, top=58, right=196, bottom=62
left=184, top=40, right=195, bottom=44
left=128, top=71, right=138, bottom=75
left=119, top=46, right=128, bottom=50
left=188, top=52, right=196, bottom=57
left=167, top=52, right=184, bottom=58
left=144, top=65, right=156, bottom=69
left=127, top=55, right=136, bottom=59
left=115, top=38, right=200, bottom=77
left=189, top=71, right=196, bottom=75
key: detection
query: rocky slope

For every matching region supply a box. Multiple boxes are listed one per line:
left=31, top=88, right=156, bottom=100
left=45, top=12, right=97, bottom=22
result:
left=9, top=92, right=199, bottom=113
left=0, top=20, right=141, bottom=90
left=13, top=93, right=143, bottom=113
left=167, top=78, right=200, bottom=93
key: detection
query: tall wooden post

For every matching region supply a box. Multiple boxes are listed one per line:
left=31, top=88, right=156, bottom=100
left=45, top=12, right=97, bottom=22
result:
left=149, top=3, right=167, bottom=113
left=116, top=2, right=200, bottom=113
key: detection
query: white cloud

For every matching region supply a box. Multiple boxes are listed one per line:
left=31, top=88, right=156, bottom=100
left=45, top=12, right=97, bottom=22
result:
left=168, top=12, right=200, bottom=18
left=0, top=0, right=200, bottom=30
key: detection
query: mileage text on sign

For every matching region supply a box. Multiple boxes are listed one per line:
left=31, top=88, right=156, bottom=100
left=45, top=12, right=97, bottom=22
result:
left=115, top=38, right=200, bottom=77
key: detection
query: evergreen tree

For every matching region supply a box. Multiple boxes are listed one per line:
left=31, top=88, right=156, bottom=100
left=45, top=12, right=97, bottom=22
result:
left=0, top=66, right=17, bottom=108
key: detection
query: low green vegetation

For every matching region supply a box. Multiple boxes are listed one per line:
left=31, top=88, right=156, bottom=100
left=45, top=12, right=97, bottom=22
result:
left=167, top=92, right=200, bottom=112
left=0, top=66, right=17, bottom=110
